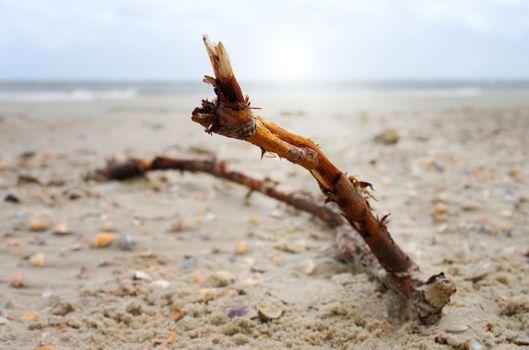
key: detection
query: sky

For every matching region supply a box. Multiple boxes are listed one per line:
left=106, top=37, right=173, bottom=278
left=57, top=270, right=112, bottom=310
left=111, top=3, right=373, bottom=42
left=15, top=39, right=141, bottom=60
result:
left=0, top=0, right=528, bottom=81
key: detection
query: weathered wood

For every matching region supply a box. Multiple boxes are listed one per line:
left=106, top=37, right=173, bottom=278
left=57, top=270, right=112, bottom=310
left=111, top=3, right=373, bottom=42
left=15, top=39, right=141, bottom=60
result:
left=191, top=36, right=455, bottom=323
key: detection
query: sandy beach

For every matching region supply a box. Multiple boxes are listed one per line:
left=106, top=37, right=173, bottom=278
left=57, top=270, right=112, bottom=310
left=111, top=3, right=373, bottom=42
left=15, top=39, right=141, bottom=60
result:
left=0, top=93, right=528, bottom=349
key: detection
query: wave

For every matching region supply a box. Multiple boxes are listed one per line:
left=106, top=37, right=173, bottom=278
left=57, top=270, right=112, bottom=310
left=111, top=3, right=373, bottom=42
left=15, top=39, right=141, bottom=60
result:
left=0, top=88, right=138, bottom=102
left=1, top=81, right=529, bottom=101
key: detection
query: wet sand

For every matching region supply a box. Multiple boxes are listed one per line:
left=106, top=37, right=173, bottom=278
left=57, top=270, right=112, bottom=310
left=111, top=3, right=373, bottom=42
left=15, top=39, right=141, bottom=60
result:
left=0, top=94, right=528, bottom=349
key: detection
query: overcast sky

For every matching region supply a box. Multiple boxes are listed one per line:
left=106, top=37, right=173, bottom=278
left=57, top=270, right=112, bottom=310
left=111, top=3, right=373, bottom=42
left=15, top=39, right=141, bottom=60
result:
left=1, top=0, right=528, bottom=80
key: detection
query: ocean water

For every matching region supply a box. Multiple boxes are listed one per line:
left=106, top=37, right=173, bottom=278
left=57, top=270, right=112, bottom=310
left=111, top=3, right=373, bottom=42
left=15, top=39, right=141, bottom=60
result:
left=1, top=80, right=529, bottom=101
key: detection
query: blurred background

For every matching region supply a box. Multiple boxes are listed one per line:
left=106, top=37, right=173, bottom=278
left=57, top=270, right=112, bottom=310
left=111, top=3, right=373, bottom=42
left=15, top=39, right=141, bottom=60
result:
left=1, top=0, right=529, bottom=99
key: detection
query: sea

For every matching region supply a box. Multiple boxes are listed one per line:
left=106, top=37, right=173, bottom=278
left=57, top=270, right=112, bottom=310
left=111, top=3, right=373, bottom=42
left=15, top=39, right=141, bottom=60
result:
left=1, top=80, right=529, bottom=102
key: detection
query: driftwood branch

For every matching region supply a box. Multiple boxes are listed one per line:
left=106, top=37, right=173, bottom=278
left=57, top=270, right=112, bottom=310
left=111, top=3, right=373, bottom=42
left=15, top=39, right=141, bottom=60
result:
left=101, top=157, right=344, bottom=227
left=101, top=156, right=452, bottom=323
left=100, top=159, right=388, bottom=291
left=190, top=36, right=455, bottom=324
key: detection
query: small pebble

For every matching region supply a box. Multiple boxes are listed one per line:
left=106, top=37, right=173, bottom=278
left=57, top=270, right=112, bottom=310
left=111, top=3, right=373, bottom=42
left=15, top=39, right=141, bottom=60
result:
left=182, top=257, right=196, bottom=271
left=17, top=173, right=40, bottom=184
left=434, top=203, right=448, bottom=214
left=102, top=221, right=115, bottom=232
left=373, top=128, right=399, bottom=145
left=500, top=209, right=512, bottom=218
left=297, top=259, right=316, bottom=275
left=509, top=165, right=523, bottom=182
left=234, top=241, right=248, bottom=255
left=223, top=303, right=249, bottom=319
left=167, top=331, right=177, bottom=344
left=126, top=301, right=143, bottom=315
left=275, top=240, right=307, bottom=253
left=436, top=224, right=448, bottom=233
left=170, top=310, right=183, bottom=321
left=257, top=300, right=283, bottom=320
left=11, top=272, right=24, bottom=288
left=169, top=219, right=184, bottom=232
left=424, top=156, right=436, bottom=169
left=96, top=260, right=109, bottom=267
left=29, top=253, right=45, bottom=267
left=269, top=210, right=285, bottom=219
left=203, top=213, right=216, bottom=222
left=0, top=316, right=9, bottom=325
left=6, top=238, right=21, bottom=247
left=198, top=231, right=210, bottom=241
left=465, top=260, right=494, bottom=282
left=116, top=234, right=136, bottom=250
left=53, top=222, right=71, bottom=235
left=41, top=290, right=53, bottom=299
left=461, top=202, right=478, bottom=211
left=132, top=271, right=151, bottom=280
left=250, top=264, right=268, bottom=273
left=34, top=343, right=59, bottom=350
left=50, top=302, right=74, bottom=316
left=4, top=193, right=20, bottom=203
left=444, top=323, right=469, bottom=333
left=20, top=149, right=36, bottom=159
left=70, top=243, right=82, bottom=251
left=193, top=272, right=203, bottom=284
left=250, top=217, right=261, bottom=226
left=29, top=220, right=47, bottom=232
left=431, top=212, right=447, bottom=223
left=151, top=279, right=171, bottom=289
left=20, top=311, right=39, bottom=321
left=94, top=232, right=115, bottom=248
left=204, top=271, right=235, bottom=288
left=432, top=192, right=449, bottom=203
left=466, top=339, right=485, bottom=350
left=272, top=255, right=285, bottom=266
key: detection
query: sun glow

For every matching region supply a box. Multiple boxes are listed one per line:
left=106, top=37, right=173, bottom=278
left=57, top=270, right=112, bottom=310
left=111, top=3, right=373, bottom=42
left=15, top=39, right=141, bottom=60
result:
left=266, top=41, right=312, bottom=80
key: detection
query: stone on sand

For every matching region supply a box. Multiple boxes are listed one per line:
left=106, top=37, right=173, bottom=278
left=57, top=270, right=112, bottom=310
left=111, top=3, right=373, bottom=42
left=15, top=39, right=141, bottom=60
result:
left=94, top=232, right=115, bottom=248
left=373, top=128, right=400, bottom=145
left=29, top=253, right=45, bottom=267
left=204, top=271, right=235, bottom=288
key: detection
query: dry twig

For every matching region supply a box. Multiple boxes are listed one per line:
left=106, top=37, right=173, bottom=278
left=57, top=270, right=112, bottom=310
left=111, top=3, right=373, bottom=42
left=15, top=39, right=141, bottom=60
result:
left=100, top=158, right=386, bottom=291
left=190, top=36, right=455, bottom=323
left=101, top=156, right=344, bottom=227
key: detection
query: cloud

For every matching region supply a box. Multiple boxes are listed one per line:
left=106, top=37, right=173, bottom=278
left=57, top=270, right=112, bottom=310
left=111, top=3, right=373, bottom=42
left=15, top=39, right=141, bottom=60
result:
left=0, top=0, right=528, bottom=79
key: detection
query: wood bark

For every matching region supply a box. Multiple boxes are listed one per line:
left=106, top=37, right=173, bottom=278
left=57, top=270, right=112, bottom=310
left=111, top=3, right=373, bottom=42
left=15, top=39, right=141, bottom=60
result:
left=189, top=36, right=455, bottom=323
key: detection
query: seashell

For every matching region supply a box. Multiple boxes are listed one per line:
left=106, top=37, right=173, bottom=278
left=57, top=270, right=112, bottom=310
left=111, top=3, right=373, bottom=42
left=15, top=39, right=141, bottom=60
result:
left=257, top=300, right=283, bottom=320
left=444, top=323, right=469, bottom=333
left=116, top=234, right=136, bottom=250
left=94, top=232, right=115, bottom=248
left=204, top=271, right=235, bottom=288
left=234, top=241, right=248, bottom=255
left=29, top=253, right=45, bottom=267
left=30, top=220, right=47, bottom=232
left=53, top=222, right=71, bottom=235
left=132, top=270, right=151, bottom=281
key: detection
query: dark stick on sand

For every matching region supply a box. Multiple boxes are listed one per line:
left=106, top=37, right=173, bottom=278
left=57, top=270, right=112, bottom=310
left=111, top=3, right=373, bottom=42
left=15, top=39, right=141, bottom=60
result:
left=101, top=156, right=344, bottom=227
left=101, top=152, right=454, bottom=324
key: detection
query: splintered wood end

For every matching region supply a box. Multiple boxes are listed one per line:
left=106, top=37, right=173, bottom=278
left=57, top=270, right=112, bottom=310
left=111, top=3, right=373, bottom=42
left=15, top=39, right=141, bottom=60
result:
left=202, top=35, right=246, bottom=104
left=203, top=35, right=235, bottom=81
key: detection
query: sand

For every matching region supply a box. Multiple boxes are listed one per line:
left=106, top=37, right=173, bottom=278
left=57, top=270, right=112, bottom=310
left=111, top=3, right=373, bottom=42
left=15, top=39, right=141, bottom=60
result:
left=0, top=94, right=528, bottom=349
